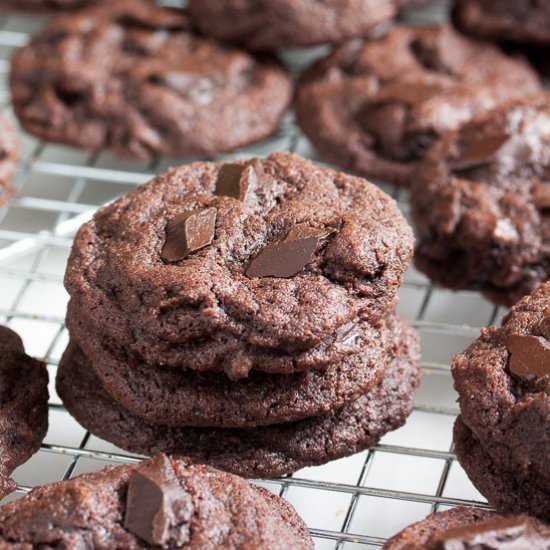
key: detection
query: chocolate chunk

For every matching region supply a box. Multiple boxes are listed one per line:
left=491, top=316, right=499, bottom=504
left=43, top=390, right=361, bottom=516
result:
left=215, top=164, right=245, bottom=199
left=246, top=224, right=332, bottom=278
left=361, top=103, right=406, bottom=157
left=161, top=207, right=216, bottom=262
left=452, top=127, right=509, bottom=170
left=434, top=516, right=540, bottom=549
left=506, top=334, right=550, bottom=378
left=214, top=162, right=263, bottom=204
left=124, top=454, right=191, bottom=547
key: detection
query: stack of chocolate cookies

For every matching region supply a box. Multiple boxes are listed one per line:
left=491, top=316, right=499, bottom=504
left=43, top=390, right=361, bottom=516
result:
left=57, top=152, right=421, bottom=478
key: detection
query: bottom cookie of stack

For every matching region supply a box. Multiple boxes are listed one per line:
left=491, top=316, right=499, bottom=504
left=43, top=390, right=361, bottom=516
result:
left=56, top=320, right=421, bottom=479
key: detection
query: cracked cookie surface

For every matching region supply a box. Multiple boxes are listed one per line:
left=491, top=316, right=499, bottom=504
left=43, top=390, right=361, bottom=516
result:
left=10, top=0, right=292, bottom=159
left=296, top=24, right=541, bottom=187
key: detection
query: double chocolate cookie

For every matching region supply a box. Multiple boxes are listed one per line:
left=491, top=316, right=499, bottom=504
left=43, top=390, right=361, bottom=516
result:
left=0, top=454, right=313, bottom=548
left=57, top=319, right=420, bottom=479
left=412, top=95, right=550, bottom=306
left=296, top=24, right=541, bottom=186
left=384, top=507, right=550, bottom=549
left=64, top=152, right=414, bottom=379
left=452, top=281, right=550, bottom=521
left=454, top=0, right=550, bottom=46
left=0, top=326, right=48, bottom=498
left=188, top=0, right=397, bottom=51
left=0, top=115, right=19, bottom=209
left=10, top=0, right=292, bottom=159
left=60, top=152, right=420, bottom=477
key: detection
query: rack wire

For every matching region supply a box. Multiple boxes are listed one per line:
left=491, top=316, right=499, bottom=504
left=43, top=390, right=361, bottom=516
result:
left=0, top=2, right=502, bottom=548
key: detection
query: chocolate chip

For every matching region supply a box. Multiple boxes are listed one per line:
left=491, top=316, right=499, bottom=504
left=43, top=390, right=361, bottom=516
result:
left=246, top=224, right=332, bottom=278
left=506, top=333, right=550, bottom=378
left=453, top=132, right=509, bottom=171
left=214, top=163, right=261, bottom=204
left=360, top=103, right=406, bottom=157
left=434, top=516, right=538, bottom=550
left=215, top=164, right=246, bottom=199
left=161, top=207, right=217, bottom=262
left=124, top=455, right=192, bottom=547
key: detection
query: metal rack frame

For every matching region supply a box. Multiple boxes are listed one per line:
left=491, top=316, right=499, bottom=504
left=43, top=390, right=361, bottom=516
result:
left=0, top=3, right=498, bottom=548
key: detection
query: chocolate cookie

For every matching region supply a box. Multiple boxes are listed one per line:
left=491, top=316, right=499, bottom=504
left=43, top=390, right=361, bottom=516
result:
left=56, top=320, right=421, bottom=479
left=0, top=115, right=19, bottom=209
left=188, top=0, right=397, bottom=51
left=9, top=0, right=292, bottom=159
left=296, top=24, right=541, bottom=187
left=0, top=326, right=49, bottom=498
left=454, top=0, right=550, bottom=46
left=384, top=506, right=550, bottom=549
left=412, top=95, right=550, bottom=306
left=64, top=152, right=413, bottom=379
left=67, top=302, right=403, bottom=428
left=452, top=281, right=550, bottom=521
left=0, top=453, right=313, bottom=549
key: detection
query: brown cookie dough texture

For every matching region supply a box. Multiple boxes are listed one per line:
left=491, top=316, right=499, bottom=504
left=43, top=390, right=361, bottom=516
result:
left=412, top=95, right=550, bottom=306
left=383, top=506, right=550, bottom=549
left=64, top=152, right=414, bottom=378
left=296, top=24, right=541, bottom=187
left=0, top=115, right=19, bottom=209
left=59, top=152, right=420, bottom=477
left=454, top=0, right=550, bottom=46
left=452, top=281, right=550, bottom=521
left=0, top=325, right=49, bottom=498
left=188, top=0, right=397, bottom=51
left=9, top=0, right=292, bottom=159
left=0, top=454, right=314, bottom=549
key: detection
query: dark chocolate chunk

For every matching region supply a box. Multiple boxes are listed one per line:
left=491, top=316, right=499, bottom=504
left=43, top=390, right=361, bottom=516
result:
left=246, top=224, right=331, bottom=278
left=451, top=127, right=509, bottom=170
left=215, top=162, right=265, bottom=204
left=124, top=454, right=192, bottom=547
left=215, top=164, right=246, bottom=199
left=506, top=333, right=550, bottom=378
left=161, top=207, right=217, bottom=262
left=434, top=515, right=541, bottom=549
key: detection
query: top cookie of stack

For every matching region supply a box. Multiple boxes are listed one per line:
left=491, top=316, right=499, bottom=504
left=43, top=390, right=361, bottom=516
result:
left=65, top=152, right=413, bottom=380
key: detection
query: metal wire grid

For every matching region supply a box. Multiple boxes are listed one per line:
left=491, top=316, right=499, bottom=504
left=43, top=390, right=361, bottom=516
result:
left=0, top=3, right=503, bottom=549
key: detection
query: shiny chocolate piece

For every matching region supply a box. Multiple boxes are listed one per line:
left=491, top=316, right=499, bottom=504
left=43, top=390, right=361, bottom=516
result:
left=214, top=163, right=261, bottom=203
left=506, top=334, right=550, bottom=378
left=124, top=454, right=192, bottom=547
left=161, top=207, right=217, bottom=262
left=246, top=224, right=332, bottom=278
left=451, top=128, right=509, bottom=170
left=215, top=164, right=246, bottom=199
left=434, top=515, right=545, bottom=550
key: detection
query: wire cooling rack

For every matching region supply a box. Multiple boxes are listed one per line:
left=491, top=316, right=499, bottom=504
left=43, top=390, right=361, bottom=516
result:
left=0, top=2, right=505, bottom=548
